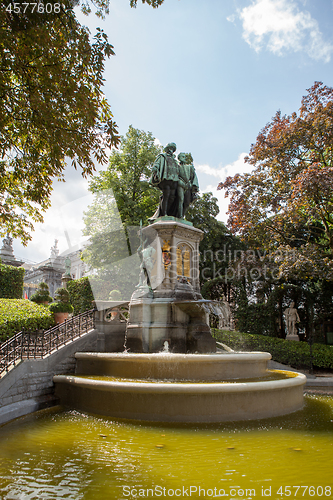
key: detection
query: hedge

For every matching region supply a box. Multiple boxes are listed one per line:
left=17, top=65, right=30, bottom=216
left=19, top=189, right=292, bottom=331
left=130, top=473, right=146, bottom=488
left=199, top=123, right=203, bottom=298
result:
left=0, top=299, right=55, bottom=341
left=67, top=277, right=94, bottom=315
left=0, top=264, right=24, bottom=299
left=234, top=301, right=277, bottom=337
left=213, top=329, right=333, bottom=370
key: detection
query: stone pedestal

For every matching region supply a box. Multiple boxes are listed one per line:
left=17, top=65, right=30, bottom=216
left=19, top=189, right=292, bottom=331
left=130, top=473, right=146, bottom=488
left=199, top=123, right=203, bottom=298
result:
left=125, top=218, right=216, bottom=353
left=286, top=334, right=299, bottom=341
left=61, top=274, right=73, bottom=289
left=0, top=237, right=23, bottom=267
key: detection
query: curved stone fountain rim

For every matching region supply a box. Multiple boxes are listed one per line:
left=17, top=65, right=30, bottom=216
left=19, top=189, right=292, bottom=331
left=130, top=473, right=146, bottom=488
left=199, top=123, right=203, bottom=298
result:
left=54, top=371, right=306, bottom=394
left=75, top=352, right=272, bottom=363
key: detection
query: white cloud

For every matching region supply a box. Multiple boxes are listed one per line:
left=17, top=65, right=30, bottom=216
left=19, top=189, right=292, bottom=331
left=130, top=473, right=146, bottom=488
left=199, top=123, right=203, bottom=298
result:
left=196, top=153, right=252, bottom=223
left=195, top=152, right=250, bottom=181
left=233, top=0, right=333, bottom=62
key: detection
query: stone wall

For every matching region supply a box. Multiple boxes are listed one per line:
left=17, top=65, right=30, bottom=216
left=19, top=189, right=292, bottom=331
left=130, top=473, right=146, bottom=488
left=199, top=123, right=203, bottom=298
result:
left=0, top=328, right=99, bottom=425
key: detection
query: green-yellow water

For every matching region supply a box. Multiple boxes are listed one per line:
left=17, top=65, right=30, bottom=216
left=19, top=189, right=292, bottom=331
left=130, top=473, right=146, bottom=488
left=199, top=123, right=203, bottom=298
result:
left=0, top=395, right=332, bottom=500
left=75, top=369, right=298, bottom=384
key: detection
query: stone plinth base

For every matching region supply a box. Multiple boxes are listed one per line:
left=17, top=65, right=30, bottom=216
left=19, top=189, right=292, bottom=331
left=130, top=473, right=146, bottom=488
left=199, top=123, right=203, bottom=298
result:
left=126, top=297, right=216, bottom=353
left=286, top=334, right=299, bottom=341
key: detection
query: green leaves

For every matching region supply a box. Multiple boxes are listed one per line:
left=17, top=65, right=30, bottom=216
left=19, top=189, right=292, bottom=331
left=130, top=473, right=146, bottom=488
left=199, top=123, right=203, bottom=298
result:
left=49, top=301, right=74, bottom=313
left=0, top=3, right=120, bottom=244
left=82, top=126, right=162, bottom=270
left=30, top=282, right=52, bottom=302
left=0, top=299, right=54, bottom=340
left=130, top=0, right=164, bottom=7
left=0, top=264, right=24, bottom=299
left=67, top=277, right=94, bottom=315
left=0, top=0, right=167, bottom=243
left=186, top=193, right=240, bottom=293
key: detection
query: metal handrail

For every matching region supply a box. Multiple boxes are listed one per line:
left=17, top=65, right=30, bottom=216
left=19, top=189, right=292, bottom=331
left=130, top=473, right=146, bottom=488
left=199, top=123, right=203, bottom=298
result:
left=0, top=308, right=95, bottom=378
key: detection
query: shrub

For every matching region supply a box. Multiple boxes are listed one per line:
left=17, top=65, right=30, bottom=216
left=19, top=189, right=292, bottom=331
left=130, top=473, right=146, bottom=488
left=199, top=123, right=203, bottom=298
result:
left=67, top=277, right=94, bottom=315
left=30, top=282, right=53, bottom=304
left=0, top=299, right=55, bottom=340
left=0, top=264, right=24, bottom=299
left=53, top=287, right=70, bottom=303
left=49, top=288, right=74, bottom=314
left=49, top=301, right=74, bottom=313
left=213, top=329, right=333, bottom=370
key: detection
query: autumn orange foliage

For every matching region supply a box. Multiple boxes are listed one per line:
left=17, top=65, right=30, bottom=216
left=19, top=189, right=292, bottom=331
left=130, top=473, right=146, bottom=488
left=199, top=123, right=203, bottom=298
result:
left=218, top=82, right=333, bottom=279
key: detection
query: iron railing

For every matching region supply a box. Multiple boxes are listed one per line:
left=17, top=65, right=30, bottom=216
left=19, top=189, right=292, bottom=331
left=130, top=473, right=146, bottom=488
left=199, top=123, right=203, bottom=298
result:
left=0, top=308, right=95, bottom=378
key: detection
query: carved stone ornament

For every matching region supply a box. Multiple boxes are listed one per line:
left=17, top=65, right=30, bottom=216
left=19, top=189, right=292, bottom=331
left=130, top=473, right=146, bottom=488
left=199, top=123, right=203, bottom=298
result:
left=104, top=304, right=129, bottom=323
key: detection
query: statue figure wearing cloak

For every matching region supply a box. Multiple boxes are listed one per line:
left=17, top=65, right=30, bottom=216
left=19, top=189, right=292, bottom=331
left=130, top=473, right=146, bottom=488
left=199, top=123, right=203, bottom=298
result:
left=149, top=142, right=179, bottom=217
left=177, top=152, right=199, bottom=218
left=149, top=143, right=200, bottom=221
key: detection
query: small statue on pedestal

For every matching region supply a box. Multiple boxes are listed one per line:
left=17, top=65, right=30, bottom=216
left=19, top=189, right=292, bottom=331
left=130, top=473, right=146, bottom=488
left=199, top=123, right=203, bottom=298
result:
left=50, top=239, right=59, bottom=258
left=284, top=301, right=300, bottom=337
left=0, top=235, right=14, bottom=257
left=64, top=256, right=71, bottom=277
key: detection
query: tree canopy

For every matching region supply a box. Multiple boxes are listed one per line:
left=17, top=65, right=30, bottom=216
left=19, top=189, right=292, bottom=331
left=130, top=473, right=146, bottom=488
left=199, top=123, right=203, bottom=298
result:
left=218, top=82, right=333, bottom=281
left=186, top=192, right=239, bottom=293
left=86, top=125, right=162, bottom=230
left=81, top=125, right=162, bottom=293
left=0, top=0, right=164, bottom=244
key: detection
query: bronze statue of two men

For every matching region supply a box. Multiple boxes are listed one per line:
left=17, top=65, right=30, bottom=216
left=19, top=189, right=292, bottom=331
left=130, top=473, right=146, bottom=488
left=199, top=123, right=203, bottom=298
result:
left=149, top=142, right=199, bottom=220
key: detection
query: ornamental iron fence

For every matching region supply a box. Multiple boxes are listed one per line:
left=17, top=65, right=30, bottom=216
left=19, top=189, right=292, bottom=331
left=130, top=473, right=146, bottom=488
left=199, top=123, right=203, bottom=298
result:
left=0, top=308, right=95, bottom=378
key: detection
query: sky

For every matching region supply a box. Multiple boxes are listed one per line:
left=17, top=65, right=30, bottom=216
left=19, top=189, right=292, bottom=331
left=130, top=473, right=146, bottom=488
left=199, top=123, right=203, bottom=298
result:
left=12, top=0, right=333, bottom=263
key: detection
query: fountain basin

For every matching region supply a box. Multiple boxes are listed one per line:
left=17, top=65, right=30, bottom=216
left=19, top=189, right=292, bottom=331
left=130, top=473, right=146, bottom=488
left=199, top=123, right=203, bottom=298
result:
left=74, top=351, right=272, bottom=381
left=53, top=352, right=306, bottom=423
left=54, top=370, right=306, bottom=423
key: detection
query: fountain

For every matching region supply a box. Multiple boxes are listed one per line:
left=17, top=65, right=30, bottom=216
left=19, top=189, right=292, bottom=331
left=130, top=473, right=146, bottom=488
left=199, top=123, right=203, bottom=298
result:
left=53, top=220, right=306, bottom=422
left=54, top=351, right=305, bottom=423
left=53, top=143, right=306, bottom=423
